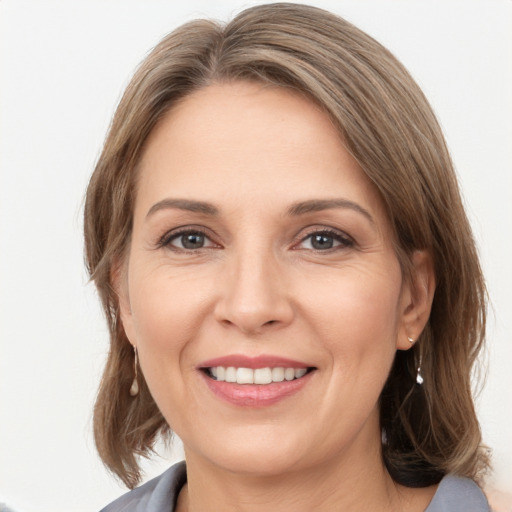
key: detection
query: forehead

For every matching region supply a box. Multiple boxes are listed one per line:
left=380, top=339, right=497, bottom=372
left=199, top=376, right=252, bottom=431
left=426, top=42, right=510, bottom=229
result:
left=135, top=81, right=385, bottom=222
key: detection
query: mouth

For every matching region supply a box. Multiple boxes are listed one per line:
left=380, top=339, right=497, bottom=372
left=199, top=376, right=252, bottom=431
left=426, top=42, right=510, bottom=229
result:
left=198, top=355, right=317, bottom=407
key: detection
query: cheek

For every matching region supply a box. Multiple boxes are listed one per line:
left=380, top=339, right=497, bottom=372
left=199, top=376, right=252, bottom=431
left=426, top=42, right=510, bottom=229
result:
left=126, top=266, right=212, bottom=402
left=301, top=263, right=402, bottom=378
left=306, top=268, right=402, bottom=437
left=129, top=261, right=213, bottom=345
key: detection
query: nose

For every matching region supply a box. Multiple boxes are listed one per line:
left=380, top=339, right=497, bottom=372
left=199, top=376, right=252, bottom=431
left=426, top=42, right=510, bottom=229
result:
left=214, top=250, right=294, bottom=335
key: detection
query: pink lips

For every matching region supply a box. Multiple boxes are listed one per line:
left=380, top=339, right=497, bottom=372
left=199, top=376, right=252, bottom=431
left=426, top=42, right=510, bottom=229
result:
left=198, top=354, right=314, bottom=407
left=199, top=354, right=310, bottom=369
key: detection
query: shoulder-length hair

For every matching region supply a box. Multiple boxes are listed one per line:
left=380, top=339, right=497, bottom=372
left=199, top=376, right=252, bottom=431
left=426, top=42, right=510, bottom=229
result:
left=84, top=2, right=489, bottom=489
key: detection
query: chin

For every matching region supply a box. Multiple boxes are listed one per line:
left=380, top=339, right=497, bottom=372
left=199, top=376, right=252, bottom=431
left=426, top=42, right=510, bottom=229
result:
left=211, top=449, right=308, bottom=477
left=182, top=425, right=315, bottom=477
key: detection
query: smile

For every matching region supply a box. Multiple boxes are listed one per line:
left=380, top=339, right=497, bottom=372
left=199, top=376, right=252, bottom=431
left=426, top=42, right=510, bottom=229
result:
left=206, top=366, right=310, bottom=384
left=198, top=356, right=316, bottom=407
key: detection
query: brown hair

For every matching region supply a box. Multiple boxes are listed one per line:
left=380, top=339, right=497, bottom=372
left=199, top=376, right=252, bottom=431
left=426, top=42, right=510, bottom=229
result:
left=84, top=3, right=489, bottom=489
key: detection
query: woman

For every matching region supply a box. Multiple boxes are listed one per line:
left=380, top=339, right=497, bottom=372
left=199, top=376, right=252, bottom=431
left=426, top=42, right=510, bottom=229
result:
left=84, top=3, right=490, bottom=511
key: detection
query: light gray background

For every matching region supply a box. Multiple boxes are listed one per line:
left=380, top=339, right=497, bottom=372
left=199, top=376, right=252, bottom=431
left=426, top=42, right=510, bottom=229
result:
left=0, top=1, right=511, bottom=511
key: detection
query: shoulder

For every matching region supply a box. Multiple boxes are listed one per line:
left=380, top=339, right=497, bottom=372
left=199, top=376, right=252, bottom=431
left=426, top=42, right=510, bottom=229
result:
left=99, top=461, right=187, bottom=512
left=425, top=475, right=489, bottom=512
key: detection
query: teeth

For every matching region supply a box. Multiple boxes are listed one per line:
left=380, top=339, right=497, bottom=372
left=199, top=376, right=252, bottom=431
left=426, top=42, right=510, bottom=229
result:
left=254, top=368, right=272, bottom=385
left=236, top=367, right=254, bottom=384
left=271, top=367, right=285, bottom=382
left=295, top=368, right=307, bottom=378
left=225, top=367, right=236, bottom=383
left=284, top=368, right=295, bottom=381
left=208, top=366, right=310, bottom=384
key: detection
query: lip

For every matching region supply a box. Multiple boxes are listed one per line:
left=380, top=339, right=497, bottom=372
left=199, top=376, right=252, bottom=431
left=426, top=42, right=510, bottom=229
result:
left=197, top=354, right=316, bottom=407
left=200, top=370, right=314, bottom=407
left=198, top=354, right=311, bottom=369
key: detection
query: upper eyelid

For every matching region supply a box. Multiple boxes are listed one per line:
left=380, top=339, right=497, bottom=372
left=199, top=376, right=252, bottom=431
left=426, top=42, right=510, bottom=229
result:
left=294, top=232, right=354, bottom=254
left=295, top=225, right=353, bottom=242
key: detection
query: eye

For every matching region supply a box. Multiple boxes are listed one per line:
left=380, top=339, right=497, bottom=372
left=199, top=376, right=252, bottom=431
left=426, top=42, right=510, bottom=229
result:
left=298, top=230, right=353, bottom=251
left=161, top=229, right=217, bottom=251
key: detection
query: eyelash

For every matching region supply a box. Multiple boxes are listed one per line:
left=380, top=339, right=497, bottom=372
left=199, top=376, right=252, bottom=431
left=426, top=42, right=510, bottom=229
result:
left=157, top=227, right=219, bottom=252
left=157, top=226, right=354, bottom=253
left=295, top=228, right=354, bottom=251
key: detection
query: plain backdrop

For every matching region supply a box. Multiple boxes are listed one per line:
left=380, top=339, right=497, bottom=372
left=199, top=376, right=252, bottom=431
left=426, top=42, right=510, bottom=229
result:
left=0, top=1, right=511, bottom=511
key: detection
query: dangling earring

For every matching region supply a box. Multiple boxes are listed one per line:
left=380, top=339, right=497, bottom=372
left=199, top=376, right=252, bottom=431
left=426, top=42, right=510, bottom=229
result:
left=415, top=353, right=424, bottom=385
left=130, top=346, right=139, bottom=396
left=408, top=336, right=423, bottom=384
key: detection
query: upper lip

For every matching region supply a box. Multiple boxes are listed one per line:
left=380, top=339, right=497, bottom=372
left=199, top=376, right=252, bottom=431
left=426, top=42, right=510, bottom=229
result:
left=198, top=354, right=313, bottom=369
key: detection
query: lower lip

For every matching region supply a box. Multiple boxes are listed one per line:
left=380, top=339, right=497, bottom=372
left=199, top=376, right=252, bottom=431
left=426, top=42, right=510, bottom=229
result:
left=201, top=371, right=314, bottom=407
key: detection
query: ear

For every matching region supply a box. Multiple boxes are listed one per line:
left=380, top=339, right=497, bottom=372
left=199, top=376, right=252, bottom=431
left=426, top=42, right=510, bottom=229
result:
left=111, top=257, right=137, bottom=346
left=396, top=250, right=436, bottom=350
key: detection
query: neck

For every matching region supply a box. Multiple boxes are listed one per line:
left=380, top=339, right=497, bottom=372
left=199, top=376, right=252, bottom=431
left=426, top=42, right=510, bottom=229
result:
left=176, top=430, right=431, bottom=512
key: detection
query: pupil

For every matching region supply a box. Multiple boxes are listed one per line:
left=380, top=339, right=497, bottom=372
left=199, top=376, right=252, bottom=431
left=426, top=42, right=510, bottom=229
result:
left=182, top=233, right=204, bottom=249
left=312, top=234, right=333, bottom=250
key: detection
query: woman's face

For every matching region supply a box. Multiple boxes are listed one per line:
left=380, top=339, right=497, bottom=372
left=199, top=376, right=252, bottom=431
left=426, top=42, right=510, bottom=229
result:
left=120, top=81, right=417, bottom=476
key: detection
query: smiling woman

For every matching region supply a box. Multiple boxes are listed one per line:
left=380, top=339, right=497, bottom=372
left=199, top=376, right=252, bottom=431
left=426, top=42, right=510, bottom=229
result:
left=84, top=3, right=490, bottom=511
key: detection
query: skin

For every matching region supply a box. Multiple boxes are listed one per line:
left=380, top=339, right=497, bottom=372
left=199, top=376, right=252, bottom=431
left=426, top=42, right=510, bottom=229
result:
left=118, top=81, right=436, bottom=511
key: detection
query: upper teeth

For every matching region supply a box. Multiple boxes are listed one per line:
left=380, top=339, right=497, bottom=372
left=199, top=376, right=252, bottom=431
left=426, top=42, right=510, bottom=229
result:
left=209, top=366, right=308, bottom=384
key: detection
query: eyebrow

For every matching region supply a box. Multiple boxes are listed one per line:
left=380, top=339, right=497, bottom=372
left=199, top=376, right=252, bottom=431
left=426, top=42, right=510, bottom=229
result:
left=287, top=199, right=374, bottom=224
left=146, top=198, right=219, bottom=218
left=146, top=197, right=374, bottom=224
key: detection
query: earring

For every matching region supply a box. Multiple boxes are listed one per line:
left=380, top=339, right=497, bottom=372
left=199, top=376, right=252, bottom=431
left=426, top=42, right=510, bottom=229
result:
left=407, top=336, right=415, bottom=344
left=130, top=346, right=139, bottom=396
left=415, top=353, right=424, bottom=385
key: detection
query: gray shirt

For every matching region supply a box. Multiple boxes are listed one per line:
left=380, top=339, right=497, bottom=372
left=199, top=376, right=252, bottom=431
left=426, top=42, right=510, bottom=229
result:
left=100, top=461, right=489, bottom=511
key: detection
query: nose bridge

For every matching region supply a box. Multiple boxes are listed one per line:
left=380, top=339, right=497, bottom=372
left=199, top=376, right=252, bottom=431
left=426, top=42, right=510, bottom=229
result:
left=215, top=238, right=293, bottom=333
